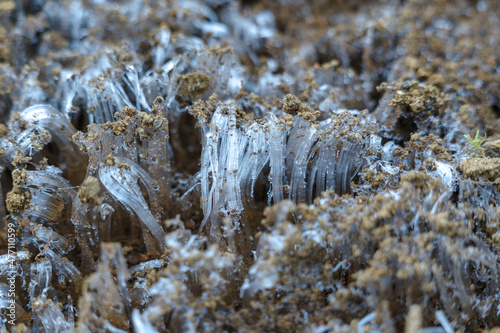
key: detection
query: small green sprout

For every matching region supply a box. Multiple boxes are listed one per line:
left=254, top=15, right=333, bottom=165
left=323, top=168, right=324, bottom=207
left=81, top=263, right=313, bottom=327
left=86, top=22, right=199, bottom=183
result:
left=463, top=129, right=486, bottom=158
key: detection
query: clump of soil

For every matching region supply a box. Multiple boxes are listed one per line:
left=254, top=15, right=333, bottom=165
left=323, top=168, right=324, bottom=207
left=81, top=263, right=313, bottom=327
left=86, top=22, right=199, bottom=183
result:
left=6, top=169, right=30, bottom=213
left=177, top=72, right=211, bottom=100
left=105, top=154, right=115, bottom=166
left=282, top=94, right=301, bottom=115
left=78, top=176, right=103, bottom=205
left=385, top=80, right=449, bottom=116
left=458, top=157, right=500, bottom=182
left=5, top=188, right=30, bottom=213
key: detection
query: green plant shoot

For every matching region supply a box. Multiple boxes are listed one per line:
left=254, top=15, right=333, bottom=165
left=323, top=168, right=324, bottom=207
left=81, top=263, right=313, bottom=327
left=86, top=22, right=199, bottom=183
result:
left=463, top=129, right=486, bottom=158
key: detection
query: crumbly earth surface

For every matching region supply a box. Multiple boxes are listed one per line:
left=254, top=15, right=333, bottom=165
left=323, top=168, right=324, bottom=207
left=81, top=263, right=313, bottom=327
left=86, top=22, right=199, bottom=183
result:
left=459, top=158, right=500, bottom=182
left=0, top=0, right=499, bottom=332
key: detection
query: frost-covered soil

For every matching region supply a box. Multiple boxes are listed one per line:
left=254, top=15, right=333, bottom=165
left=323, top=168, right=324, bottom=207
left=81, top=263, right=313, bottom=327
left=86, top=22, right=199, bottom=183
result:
left=0, top=0, right=499, bottom=332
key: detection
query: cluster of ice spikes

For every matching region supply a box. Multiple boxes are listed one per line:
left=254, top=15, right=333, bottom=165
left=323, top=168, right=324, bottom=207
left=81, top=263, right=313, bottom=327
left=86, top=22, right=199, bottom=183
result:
left=0, top=0, right=499, bottom=332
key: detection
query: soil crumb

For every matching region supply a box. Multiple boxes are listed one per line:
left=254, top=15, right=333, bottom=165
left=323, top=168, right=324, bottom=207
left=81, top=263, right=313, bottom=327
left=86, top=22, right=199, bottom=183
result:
left=6, top=188, right=30, bottom=213
left=6, top=169, right=31, bottom=213
left=178, top=72, right=211, bottom=100
left=78, top=176, right=102, bottom=206
left=282, top=94, right=301, bottom=115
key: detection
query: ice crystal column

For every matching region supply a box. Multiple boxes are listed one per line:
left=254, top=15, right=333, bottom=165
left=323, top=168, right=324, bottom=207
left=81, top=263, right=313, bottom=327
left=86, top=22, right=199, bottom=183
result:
left=198, top=104, right=252, bottom=257
left=285, top=117, right=320, bottom=203
left=99, top=157, right=168, bottom=252
left=267, top=114, right=287, bottom=204
left=72, top=103, right=172, bottom=256
left=18, top=104, right=88, bottom=183
left=283, top=110, right=378, bottom=202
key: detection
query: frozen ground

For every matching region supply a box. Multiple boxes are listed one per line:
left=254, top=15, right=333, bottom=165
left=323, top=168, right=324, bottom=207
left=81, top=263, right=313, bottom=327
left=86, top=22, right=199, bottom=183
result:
left=0, top=0, right=499, bottom=332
